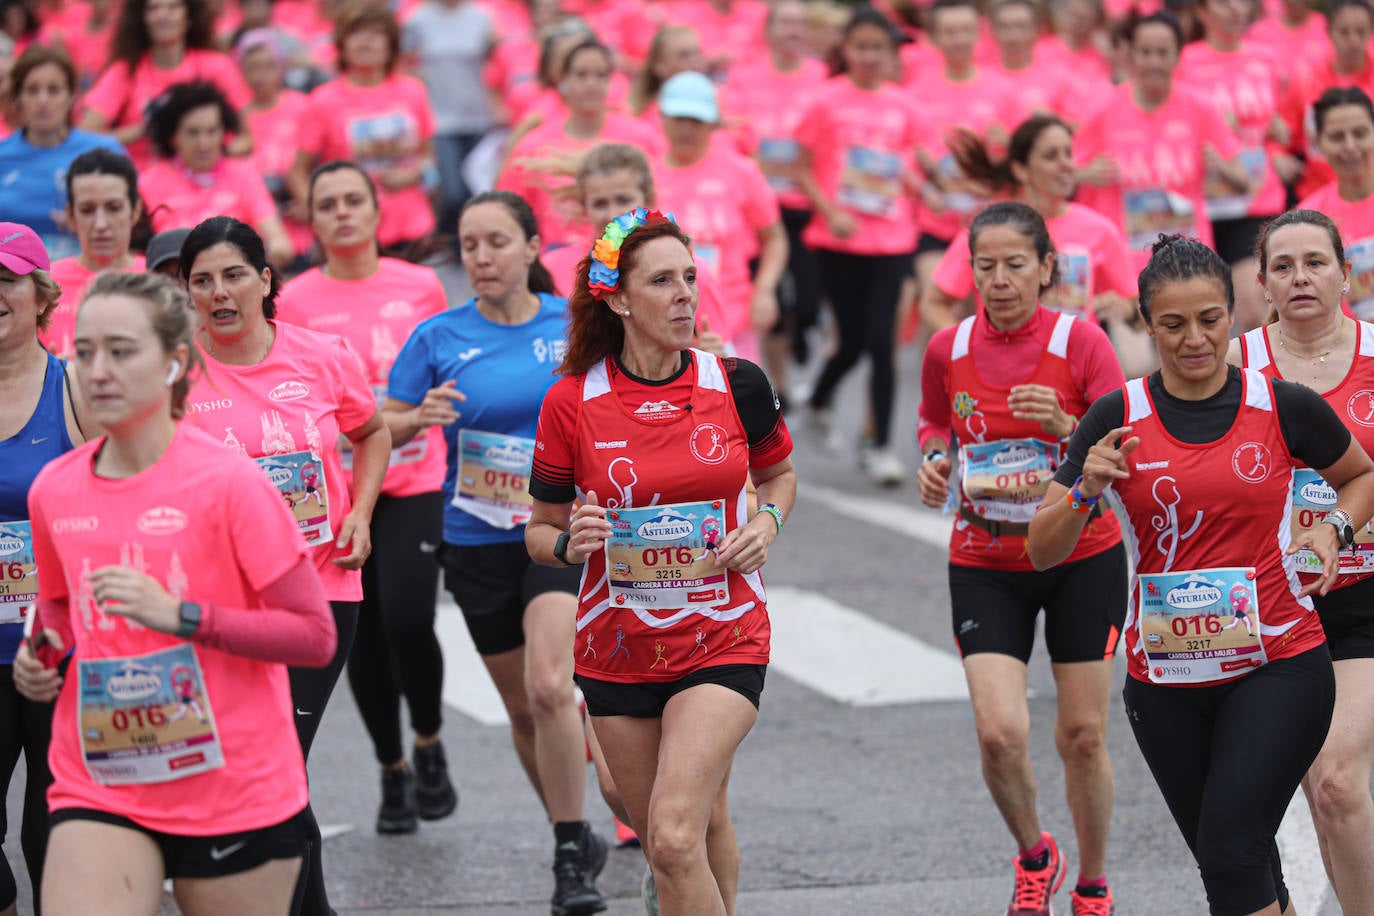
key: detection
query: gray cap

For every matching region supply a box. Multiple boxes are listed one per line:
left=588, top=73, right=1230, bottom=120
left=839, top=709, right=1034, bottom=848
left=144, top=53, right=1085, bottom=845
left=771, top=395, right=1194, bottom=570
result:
left=146, top=228, right=191, bottom=272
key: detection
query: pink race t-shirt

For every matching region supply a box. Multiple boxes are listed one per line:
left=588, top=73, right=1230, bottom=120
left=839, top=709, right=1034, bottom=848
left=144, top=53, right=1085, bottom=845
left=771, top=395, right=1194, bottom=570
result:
left=1248, top=13, right=1328, bottom=77
left=931, top=203, right=1136, bottom=319
left=278, top=260, right=449, bottom=497
left=1176, top=40, right=1286, bottom=219
left=183, top=322, right=376, bottom=601
left=29, top=425, right=310, bottom=835
left=300, top=74, right=437, bottom=247
left=45, top=256, right=147, bottom=358
left=906, top=67, right=1021, bottom=242
left=655, top=145, right=781, bottom=337
left=38, top=1, right=115, bottom=85
left=1034, top=34, right=1111, bottom=85
left=795, top=76, right=926, bottom=256
left=1298, top=182, right=1374, bottom=319
left=994, top=57, right=1074, bottom=126
left=1075, top=82, right=1240, bottom=269
left=244, top=90, right=313, bottom=255
left=665, top=0, right=768, bottom=72
left=139, top=157, right=278, bottom=235
left=497, top=114, right=665, bottom=250
left=82, top=50, right=252, bottom=169
left=723, top=57, right=829, bottom=211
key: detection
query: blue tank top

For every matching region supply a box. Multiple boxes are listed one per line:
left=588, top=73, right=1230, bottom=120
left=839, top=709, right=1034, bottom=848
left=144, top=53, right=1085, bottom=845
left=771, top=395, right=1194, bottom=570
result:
left=0, top=353, right=76, bottom=664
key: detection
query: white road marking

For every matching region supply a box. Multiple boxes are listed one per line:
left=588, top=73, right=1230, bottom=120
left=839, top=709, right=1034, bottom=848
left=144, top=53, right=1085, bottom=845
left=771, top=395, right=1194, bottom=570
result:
left=321, top=823, right=354, bottom=841
left=802, top=482, right=955, bottom=550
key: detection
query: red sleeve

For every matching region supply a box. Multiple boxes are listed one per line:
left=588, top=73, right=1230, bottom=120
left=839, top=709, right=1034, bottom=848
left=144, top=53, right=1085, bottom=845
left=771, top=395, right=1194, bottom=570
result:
left=917, top=326, right=956, bottom=449
left=32, top=598, right=74, bottom=661
left=530, top=375, right=581, bottom=503
left=333, top=336, right=380, bottom=434
left=1069, top=320, right=1128, bottom=402
left=196, top=555, right=336, bottom=667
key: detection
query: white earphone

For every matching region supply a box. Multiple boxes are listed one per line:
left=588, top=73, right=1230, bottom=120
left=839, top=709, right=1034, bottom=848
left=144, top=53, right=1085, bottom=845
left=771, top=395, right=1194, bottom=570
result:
left=165, top=360, right=181, bottom=387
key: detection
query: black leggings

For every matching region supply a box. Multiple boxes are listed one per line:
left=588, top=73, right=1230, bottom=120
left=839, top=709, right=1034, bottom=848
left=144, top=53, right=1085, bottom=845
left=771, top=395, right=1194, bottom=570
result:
left=346, top=491, right=445, bottom=765
left=776, top=207, right=822, bottom=363
left=808, top=249, right=912, bottom=448
left=1123, top=645, right=1335, bottom=916
left=289, top=600, right=359, bottom=916
left=0, top=661, right=57, bottom=912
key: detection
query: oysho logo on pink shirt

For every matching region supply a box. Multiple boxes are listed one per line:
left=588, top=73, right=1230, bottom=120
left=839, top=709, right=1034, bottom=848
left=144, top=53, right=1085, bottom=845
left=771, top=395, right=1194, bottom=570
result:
left=269, top=381, right=311, bottom=402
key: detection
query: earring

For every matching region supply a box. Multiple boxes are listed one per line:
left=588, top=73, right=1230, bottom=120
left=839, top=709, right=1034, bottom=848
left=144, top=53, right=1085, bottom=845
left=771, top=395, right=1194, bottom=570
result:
left=1344, top=285, right=1351, bottom=295
left=621, top=309, right=631, bottom=317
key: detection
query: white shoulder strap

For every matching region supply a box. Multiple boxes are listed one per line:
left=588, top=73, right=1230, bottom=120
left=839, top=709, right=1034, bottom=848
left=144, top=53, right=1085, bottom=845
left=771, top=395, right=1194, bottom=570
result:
left=951, top=316, right=976, bottom=360
left=1047, top=312, right=1074, bottom=358
left=694, top=349, right=728, bottom=393
left=1243, top=367, right=1274, bottom=412
left=1124, top=377, right=1152, bottom=423
left=1241, top=327, right=1269, bottom=371
left=583, top=359, right=612, bottom=401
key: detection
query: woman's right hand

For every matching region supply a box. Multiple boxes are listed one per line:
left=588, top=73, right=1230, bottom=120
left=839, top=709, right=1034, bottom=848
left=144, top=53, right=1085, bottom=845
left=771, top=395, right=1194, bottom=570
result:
left=413, top=380, right=467, bottom=429
left=567, top=490, right=613, bottom=563
left=1079, top=155, right=1119, bottom=188
left=1079, top=426, right=1140, bottom=498
left=14, top=631, right=64, bottom=703
left=917, top=455, right=952, bottom=509
left=825, top=208, right=858, bottom=239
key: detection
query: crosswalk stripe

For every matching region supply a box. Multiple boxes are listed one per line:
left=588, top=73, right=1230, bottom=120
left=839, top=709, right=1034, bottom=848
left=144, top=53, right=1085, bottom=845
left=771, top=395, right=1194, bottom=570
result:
left=801, top=482, right=954, bottom=550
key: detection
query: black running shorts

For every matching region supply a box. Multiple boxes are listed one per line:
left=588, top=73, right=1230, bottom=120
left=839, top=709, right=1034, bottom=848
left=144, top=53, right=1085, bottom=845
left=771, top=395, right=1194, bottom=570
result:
left=949, top=543, right=1128, bottom=664
left=577, top=664, right=766, bottom=718
left=1313, top=574, right=1374, bottom=661
left=438, top=541, right=581, bottom=656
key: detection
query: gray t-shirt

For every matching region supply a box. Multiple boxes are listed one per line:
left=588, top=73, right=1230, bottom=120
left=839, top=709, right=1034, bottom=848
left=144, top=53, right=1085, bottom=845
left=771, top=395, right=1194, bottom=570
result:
left=402, top=1, right=494, bottom=134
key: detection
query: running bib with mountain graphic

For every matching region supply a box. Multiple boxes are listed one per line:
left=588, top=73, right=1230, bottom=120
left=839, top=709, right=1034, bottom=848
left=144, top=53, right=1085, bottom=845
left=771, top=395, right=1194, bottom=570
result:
left=959, top=439, right=1060, bottom=524
left=454, top=430, right=535, bottom=530
left=0, top=522, right=36, bottom=625
left=606, top=501, right=729, bottom=609
left=1139, top=568, right=1266, bottom=685
left=254, top=452, right=331, bottom=546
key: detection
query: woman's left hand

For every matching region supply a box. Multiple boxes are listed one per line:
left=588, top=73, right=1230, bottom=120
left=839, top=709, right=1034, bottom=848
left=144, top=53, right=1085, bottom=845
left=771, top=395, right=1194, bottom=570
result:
left=89, top=566, right=180, bottom=633
left=1008, top=384, right=1072, bottom=439
left=713, top=516, right=776, bottom=575
left=332, top=510, right=373, bottom=569
left=1289, top=523, right=1341, bottom=597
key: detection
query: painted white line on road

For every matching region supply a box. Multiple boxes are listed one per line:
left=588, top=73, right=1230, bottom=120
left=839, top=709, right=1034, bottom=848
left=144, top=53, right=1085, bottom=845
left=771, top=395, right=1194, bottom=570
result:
left=802, top=482, right=954, bottom=550
left=1278, top=790, right=1331, bottom=914
left=321, top=823, right=354, bottom=841
left=437, top=601, right=511, bottom=726
left=767, top=586, right=968, bottom=705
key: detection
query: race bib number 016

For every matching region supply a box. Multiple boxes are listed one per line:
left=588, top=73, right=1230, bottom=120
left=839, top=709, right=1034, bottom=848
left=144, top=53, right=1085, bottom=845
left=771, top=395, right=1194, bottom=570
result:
left=0, top=521, right=36, bottom=625
left=78, top=644, right=224, bottom=786
left=959, top=438, right=1059, bottom=523
left=454, top=429, right=535, bottom=530
left=1138, top=567, right=1266, bottom=685
left=606, top=501, right=730, bottom=609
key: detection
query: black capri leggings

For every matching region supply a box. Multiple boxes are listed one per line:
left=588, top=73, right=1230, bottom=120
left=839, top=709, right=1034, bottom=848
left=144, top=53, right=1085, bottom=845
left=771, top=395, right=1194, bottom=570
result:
left=1122, top=645, right=1335, bottom=916
left=808, top=249, right=912, bottom=449
left=346, top=491, right=445, bottom=765
left=776, top=207, right=822, bottom=362
left=289, top=599, right=360, bottom=916
left=0, top=661, right=58, bottom=912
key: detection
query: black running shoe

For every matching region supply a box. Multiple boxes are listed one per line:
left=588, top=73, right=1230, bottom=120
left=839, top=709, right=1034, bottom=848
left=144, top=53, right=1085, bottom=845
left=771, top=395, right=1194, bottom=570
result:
left=550, top=856, right=607, bottom=916
left=376, top=767, right=418, bottom=835
left=412, top=741, right=458, bottom=821
left=577, top=824, right=608, bottom=885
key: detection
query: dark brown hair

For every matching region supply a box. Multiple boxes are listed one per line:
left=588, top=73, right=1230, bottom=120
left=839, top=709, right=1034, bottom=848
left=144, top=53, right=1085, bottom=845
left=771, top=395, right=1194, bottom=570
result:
left=9, top=45, right=76, bottom=104
left=334, top=1, right=402, bottom=74
left=112, top=0, right=216, bottom=68
left=560, top=220, right=692, bottom=376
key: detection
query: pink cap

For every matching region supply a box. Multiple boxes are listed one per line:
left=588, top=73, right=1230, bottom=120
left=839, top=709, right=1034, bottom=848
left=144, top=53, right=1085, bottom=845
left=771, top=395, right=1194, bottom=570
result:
left=0, top=223, right=50, bottom=275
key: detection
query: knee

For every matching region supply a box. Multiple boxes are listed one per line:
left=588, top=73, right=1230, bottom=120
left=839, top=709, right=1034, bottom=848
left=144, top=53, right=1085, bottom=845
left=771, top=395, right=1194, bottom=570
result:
left=977, top=722, right=1029, bottom=766
left=1308, top=761, right=1371, bottom=826
left=525, top=671, right=573, bottom=720
left=647, top=813, right=706, bottom=879
left=1055, top=719, right=1107, bottom=764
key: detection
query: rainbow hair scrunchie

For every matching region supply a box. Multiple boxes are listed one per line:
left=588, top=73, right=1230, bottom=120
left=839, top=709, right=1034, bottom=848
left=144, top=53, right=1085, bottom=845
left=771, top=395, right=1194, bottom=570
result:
left=587, top=207, right=677, bottom=300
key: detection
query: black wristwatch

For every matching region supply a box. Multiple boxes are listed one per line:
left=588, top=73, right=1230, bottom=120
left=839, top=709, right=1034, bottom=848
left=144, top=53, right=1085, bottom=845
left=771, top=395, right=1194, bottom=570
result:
left=1322, top=509, right=1357, bottom=551
left=176, top=601, right=202, bottom=638
left=553, top=530, right=578, bottom=566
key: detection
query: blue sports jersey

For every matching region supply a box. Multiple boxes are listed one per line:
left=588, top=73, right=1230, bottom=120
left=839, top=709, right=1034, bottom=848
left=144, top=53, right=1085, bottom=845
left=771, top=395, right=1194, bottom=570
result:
left=389, top=293, right=568, bottom=545
left=0, top=353, right=76, bottom=665
left=0, top=130, right=126, bottom=260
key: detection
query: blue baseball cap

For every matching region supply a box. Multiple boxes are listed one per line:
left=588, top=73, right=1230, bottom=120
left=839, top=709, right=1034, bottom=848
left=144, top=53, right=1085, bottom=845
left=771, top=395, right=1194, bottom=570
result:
left=659, top=71, right=719, bottom=125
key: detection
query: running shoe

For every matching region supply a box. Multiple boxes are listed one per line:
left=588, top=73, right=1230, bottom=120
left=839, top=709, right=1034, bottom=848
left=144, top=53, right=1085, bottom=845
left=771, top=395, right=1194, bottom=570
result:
left=641, top=864, right=658, bottom=916
left=376, top=766, right=418, bottom=835
left=412, top=741, right=458, bottom=821
left=614, top=816, right=640, bottom=847
left=551, top=826, right=608, bottom=916
left=578, top=823, right=609, bottom=884
left=863, top=448, right=907, bottom=487
left=1006, top=831, right=1066, bottom=916
left=1070, top=885, right=1115, bottom=916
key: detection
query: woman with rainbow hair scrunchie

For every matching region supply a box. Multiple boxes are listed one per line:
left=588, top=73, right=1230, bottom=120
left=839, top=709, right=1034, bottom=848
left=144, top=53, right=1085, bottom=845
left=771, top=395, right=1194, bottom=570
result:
left=527, top=207, right=796, bottom=916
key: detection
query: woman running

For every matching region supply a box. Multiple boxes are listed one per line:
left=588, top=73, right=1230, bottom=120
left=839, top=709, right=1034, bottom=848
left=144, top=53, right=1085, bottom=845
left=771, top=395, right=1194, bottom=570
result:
left=278, top=161, right=455, bottom=836
left=384, top=191, right=608, bottom=916
left=527, top=209, right=795, bottom=916
left=179, top=216, right=390, bottom=916
left=1030, top=235, right=1374, bottom=916
left=15, top=270, right=335, bottom=916
left=918, top=202, right=1126, bottom=916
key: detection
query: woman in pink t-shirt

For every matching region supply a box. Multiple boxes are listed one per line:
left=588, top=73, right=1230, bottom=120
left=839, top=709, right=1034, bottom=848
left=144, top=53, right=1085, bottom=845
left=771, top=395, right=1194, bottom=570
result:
left=627, top=24, right=707, bottom=118
left=16, top=271, right=335, bottom=916
left=278, top=161, right=457, bottom=836
left=794, top=7, right=925, bottom=486
left=287, top=3, right=437, bottom=252
left=178, top=216, right=390, bottom=916
left=138, top=81, right=293, bottom=268
left=47, top=150, right=148, bottom=359
left=79, top=0, right=252, bottom=169
left=1299, top=87, right=1374, bottom=319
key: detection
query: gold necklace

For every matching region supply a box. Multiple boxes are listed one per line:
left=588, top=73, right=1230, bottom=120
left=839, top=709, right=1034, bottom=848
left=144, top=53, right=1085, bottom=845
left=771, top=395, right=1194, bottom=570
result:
left=1277, top=323, right=1342, bottom=366
left=202, top=326, right=274, bottom=365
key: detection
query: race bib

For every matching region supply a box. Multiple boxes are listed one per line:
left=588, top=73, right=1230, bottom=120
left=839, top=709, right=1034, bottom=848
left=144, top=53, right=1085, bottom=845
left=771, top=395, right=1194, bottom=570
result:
left=693, top=244, right=721, bottom=274
left=454, top=429, right=534, bottom=529
left=0, top=522, right=36, bottom=625
left=1123, top=189, right=1195, bottom=251
left=1138, top=567, right=1267, bottom=685
left=1043, top=249, right=1092, bottom=320
left=959, top=439, right=1059, bottom=524
left=606, top=501, right=730, bottom=609
left=343, top=385, right=427, bottom=471
left=346, top=111, right=418, bottom=172
left=837, top=147, right=902, bottom=218
left=1204, top=146, right=1266, bottom=221
left=758, top=138, right=799, bottom=194
left=255, top=451, right=331, bottom=546
left=1348, top=237, right=1374, bottom=320
left=78, top=644, right=225, bottom=785
left=1290, top=469, right=1374, bottom=574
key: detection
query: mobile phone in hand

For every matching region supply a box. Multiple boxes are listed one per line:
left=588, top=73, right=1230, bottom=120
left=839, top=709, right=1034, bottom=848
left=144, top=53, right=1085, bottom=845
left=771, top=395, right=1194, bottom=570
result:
left=22, top=609, right=61, bottom=669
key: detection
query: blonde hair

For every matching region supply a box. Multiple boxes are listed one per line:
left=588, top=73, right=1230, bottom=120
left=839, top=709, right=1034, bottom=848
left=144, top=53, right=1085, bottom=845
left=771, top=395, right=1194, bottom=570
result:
left=577, top=144, right=656, bottom=203
left=83, top=273, right=202, bottom=420
left=630, top=25, right=698, bottom=114
left=30, top=268, right=62, bottom=331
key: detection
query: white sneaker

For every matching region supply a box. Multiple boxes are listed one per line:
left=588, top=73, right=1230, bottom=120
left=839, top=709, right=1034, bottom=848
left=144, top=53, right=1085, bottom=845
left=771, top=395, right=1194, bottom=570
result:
left=642, top=864, right=658, bottom=916
left=864, top=448, right=907, bottom=487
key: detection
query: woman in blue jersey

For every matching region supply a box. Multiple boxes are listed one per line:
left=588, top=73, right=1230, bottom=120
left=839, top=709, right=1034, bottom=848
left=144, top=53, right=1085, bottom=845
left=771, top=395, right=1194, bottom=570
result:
left=384, top=191, right=607, bottom=916
left=0, top=223, right=93, bottom=913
